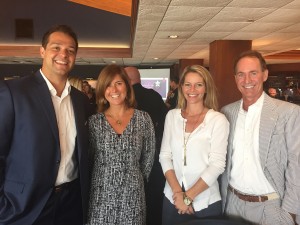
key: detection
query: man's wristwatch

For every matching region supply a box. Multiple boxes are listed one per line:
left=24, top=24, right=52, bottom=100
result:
left=183, top=192, right=193, bottom=206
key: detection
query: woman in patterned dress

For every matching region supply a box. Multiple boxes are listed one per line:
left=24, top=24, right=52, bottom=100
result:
left=87, top=64, right=155, bottom=225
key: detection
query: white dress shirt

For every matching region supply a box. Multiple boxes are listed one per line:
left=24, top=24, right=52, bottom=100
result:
left=230, top=94, right=275, bottom=195
left=40, top=70, right=78, bottom=185
left=160, top=109, right=229, bottom=211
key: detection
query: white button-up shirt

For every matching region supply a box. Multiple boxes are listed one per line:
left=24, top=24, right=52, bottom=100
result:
left=230, top=94, right=275, bottom=195
left=40, top=70, right=78, bottom=185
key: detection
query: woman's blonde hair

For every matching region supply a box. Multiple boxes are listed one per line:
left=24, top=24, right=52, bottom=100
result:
left=95, top=64, right=136, bottom=112
left=177, top=65, right=219, bottom=111
left=68, top=76, right=83, bottom=91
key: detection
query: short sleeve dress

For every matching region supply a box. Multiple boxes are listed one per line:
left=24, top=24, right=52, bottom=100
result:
left=87, top=109, right=155, bottom=225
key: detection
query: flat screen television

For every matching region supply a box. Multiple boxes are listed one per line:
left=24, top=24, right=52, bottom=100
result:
left=139, top=68, right=170, bottom=100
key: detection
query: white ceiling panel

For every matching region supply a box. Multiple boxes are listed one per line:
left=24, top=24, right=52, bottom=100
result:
left=139, top=0, right=171, bottom=6
left=257, top=9, right=300, bottom=23
left=136, top=20, right=162, bottom=32
left=225, top=32, right=270, bottom=40
left=200, top=22, right=250, bottom=32
left=158, top=20, right=206, bottom=31
left=183, top=39, right=212, bottom=45
left=278, top=23, right=300, bottom=33
left=240, top=22, right=292, bottom=32
left=170, top=0, right=232, bottom=7
left=150, top=38, right=184, bottom=46
left=190, top=31, right=232, bottom=40
left=211, top=7, right=276, bottom=22
left=254, top=37, right=300, bottom=50
left=164, top=6, right=222, bottom=21
left=190, top=48, right=210, bottom=57
left=134, top=31, right=156, bottom=42
left=138, top=6, right=168, bottom=21
left=254, top=32, right=300, bottom=44
left=282, top=0, right=300, bottom=9
left=227, top=0, right=294, bottom=8
left=154, top=31, right=195, bottom=39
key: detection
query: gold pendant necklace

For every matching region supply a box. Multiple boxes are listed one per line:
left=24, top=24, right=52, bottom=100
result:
left=182, top=109, right=204, bottom=166
left=116, top=119, right=122, bottom=125
left=107, top=113, right=122, bottom=126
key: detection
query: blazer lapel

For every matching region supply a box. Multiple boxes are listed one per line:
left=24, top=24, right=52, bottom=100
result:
left=70, top=88, right=83, bottom=160
left=228, top=102, right=240, bottom=158
left=259, top=93, right=278, bottom=169
left=32, top=72, right=60, bottom=144
left=222, top=101, right=240, bottom=180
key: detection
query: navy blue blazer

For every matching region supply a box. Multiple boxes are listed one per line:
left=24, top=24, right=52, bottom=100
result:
left=0, top=71, right=90, bottom=225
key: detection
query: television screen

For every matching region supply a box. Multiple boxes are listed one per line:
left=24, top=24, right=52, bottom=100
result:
left=139, top=68, right=170, bottom=100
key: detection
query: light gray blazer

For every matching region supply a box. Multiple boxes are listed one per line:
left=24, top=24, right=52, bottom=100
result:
left=220, top=92, right=300, bottom=216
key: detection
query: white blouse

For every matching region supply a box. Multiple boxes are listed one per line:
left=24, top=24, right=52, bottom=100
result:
left=159, top=108, right=229, bottom=211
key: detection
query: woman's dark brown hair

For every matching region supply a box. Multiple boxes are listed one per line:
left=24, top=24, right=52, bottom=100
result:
left=95, top=64, right=136, bottom=112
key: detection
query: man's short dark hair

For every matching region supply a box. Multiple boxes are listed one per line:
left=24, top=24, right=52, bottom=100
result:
left=41, top=24, right=78, bottom=52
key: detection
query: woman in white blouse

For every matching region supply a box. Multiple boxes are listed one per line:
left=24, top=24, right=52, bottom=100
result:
left=159, top=65, right=229, bottom=225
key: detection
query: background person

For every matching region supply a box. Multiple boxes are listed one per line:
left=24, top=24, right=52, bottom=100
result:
left=165, top=76, right=179, bottom=110
left=267, top=87, right=277, bottom=98
left=87, top=64, right=155, bottom=225
left=159, top=65, right=229, bottom=225
left=69, top=76, right=83, bottom=91
left=221, top=50, right=300, bottom=225
left=0, top=24, right=90, bottom=225
left=82, top=80, right=97, bottom=114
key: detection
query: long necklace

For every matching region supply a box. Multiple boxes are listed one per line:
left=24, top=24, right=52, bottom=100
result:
left=182, top=110, right=204, bottom=166
left=183, top=131, right=192, bottom=166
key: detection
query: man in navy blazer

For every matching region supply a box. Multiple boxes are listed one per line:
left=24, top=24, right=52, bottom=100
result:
left=0, top=25, right=90, bottom=225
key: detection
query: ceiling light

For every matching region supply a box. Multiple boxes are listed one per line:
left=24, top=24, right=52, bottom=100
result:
left=153, top=57, right=159, bottom=60
left=168, top=35, right=178, bottom=39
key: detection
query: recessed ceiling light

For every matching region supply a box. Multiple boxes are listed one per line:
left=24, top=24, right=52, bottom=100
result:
left=168, top=35, right=178, bottom=39
left=111, top=60, right=116, bottom=63
left=153, top=57, right=159, bottom=60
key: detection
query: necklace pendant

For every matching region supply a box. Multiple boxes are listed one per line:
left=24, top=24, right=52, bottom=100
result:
left=116, top=120, right=122, bottom=125
left=184, top=155, right=187, bottom=166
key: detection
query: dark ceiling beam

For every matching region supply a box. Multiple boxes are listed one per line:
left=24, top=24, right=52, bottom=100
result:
left=0, top=46, right=132, bottom=58
left=0, top=46, right=41, bottom=57
left=78, top=47, right=132, bottom=58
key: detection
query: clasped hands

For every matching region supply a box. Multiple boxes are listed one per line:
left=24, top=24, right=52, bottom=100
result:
left=173, top=192, right=194, bottom=215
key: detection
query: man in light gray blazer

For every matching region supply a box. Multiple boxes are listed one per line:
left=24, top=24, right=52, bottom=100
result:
left=220, top=50, right=300, bottom=225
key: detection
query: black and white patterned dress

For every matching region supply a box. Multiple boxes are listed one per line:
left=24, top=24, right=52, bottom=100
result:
left=87, top=109, right=155, bottom=225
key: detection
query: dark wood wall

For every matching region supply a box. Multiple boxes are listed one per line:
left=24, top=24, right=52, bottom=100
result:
left=0, top=64, right=104, bottom=80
